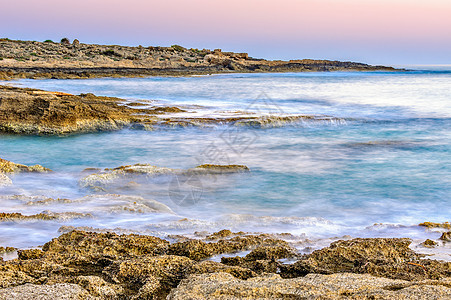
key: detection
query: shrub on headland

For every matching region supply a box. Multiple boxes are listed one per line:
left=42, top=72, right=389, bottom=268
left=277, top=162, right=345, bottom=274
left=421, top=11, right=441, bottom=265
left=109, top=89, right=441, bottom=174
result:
left=171, top=44, right=186, bottom=52
left=44, top=39, right=54, bottom=43
left=60, top=38, right=70, bottom=45
left=101, top=49, right=122, bottom=57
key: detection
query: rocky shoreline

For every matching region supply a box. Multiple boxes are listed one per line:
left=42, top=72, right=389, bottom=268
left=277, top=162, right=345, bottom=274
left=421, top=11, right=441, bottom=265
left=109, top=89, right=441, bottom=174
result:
left=0, top=84, right=345, bottom=135
left=0, top=229, right=450, bottom=299
left=1, top=39, right=448, bottom=299
left=0, top=39, right=400, bottom=80
left=1, top=156, right=449, bottom=298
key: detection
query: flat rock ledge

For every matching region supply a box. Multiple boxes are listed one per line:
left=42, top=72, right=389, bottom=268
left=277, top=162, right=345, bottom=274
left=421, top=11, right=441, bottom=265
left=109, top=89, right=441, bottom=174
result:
left=0, top=283, right=93, bottom=299
left=168, top=272, right=451, bottom=299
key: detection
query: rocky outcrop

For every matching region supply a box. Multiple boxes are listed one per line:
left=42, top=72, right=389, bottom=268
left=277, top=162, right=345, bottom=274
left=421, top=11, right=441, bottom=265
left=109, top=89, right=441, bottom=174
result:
left=420, top=222, right=451, bottom=230
left=0, top=157, right=51, bottom=173
left=440, top=232, right=451, bottom=242
left=0, top=231, right=450, bottom=299
left=0, top=39, right=400, bottom=80
left=0, top=85, right=346, bottom=135
left=279, top=238, right=451, bottom=281
left=0, top=85, right=158, bottom=135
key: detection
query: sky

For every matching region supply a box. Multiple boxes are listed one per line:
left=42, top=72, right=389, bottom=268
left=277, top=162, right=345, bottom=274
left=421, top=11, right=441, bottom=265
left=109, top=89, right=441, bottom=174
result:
left=1, top=0, right=450, bottom=65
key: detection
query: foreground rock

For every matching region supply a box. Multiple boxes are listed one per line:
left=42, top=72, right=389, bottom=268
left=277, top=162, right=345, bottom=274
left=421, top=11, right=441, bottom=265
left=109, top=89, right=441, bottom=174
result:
left=0, top=283, right=93, bottom=299
left=0, top=39, right=400, bottom=80
left=279, top=238, right=451, bottom=281
left=0, top=230, right=449, bottom=299
left=0, top=212, right=92, bottom=222
left=168, top=272, right=451, bottom=299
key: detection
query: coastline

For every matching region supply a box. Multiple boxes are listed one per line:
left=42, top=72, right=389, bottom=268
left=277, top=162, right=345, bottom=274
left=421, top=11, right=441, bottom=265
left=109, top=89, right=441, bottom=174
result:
left=0, top=39, right=401, bottom=80
left=0, top=41, right=449, bottom=299
left=0, top=84, right=346, bottom=135
left=0, top=228, right=450, bottom=298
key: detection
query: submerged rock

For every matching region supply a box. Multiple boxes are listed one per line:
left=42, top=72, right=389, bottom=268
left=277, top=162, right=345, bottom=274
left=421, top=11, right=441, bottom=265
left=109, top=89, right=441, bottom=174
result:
left=419, top=222, right=451, bottom=230
left=0, top=212, right=91, bottom=222
left=190, top=164, right=249, bottom=174
left=0, top=157, right=51, bottom=173
left=79, top=194, right=175, bottom=214
left=421, top=239, right=438, bottom=248
left=0, top=173, right=12, bottom=187
left=79, top=163, right=250, bottom=189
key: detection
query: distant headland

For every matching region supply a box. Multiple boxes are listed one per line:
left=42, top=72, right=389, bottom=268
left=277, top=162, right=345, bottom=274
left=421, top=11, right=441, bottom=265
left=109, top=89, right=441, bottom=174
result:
left=0, top=38, right=400, bottom=80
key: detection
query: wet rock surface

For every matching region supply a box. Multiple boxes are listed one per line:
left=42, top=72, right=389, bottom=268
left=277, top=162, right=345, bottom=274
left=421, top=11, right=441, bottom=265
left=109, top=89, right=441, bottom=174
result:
left=0, top=230, right=449, bottom=299
left=0, top=39, right=399, bottom=80
left=0, top=212, right=92, bottom=222
left=0, top=157, right=51, bottom=173
left=0, top=173, right=11, bottom=187
left=0, top=85, right=346, bottom=135
left=0, top=85, right=156, bottom=135
left=79, top=163, right=250, bottom=190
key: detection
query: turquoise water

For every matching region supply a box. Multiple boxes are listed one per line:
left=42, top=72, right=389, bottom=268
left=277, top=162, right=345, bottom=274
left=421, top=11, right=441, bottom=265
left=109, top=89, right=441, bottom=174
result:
left=0, top=70, right=450, bottom=251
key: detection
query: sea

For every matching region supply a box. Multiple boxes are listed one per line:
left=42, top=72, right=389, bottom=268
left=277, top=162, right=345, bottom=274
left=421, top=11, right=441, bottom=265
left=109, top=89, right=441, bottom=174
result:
left=1, top=68, right=450, bottom=259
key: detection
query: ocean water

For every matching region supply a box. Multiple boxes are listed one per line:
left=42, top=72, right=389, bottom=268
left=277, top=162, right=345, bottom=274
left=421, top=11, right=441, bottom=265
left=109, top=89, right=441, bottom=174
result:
left=0, top=70, right=450, bottom=258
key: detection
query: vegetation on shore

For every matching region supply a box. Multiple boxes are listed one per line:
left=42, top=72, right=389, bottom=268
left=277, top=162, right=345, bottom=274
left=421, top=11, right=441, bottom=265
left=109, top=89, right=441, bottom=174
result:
left=0, top=38, right=400, bottom=80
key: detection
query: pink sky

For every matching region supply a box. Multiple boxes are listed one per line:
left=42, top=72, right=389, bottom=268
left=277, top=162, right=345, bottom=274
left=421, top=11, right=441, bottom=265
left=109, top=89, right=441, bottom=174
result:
left=1, top=0, right=450, bottom=64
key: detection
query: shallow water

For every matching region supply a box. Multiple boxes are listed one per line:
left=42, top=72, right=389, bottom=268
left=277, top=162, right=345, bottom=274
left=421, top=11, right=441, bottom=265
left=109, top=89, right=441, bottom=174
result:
left=0, top=70, right=450, bottom=258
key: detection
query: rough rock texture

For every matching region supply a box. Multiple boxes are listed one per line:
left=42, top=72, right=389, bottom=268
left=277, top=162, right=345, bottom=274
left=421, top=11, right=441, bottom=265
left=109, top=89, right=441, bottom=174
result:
left=0, top=85, right=156, bottom=134
left=167, top=234, right=289, bottom=261
left=0, top=39, right=399, bottom=80
left=420, top=222, right=451, bottom=230
left=168, top=272, right=451, bottom=300
left=0, top=157, right=51, bottom=173
left=0, top=231, right=450, bottom=299
left=279, top=238, right=451, bottom=281
left=42, top=230, right=170, bottom=261
left=0, top=283, right=93, bottom=299
left=0, top=85, right=346, bottom=135
left=440, top=232, right=451, bottom=242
